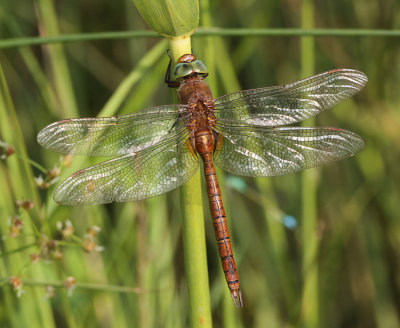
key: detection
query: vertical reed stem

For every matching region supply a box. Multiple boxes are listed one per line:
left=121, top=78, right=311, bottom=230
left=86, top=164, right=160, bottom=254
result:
left=36, top=0, right=79, bottom=117
left=300, top=0, right=319, bottom=327
left=170, top=38, right=213, bottom=328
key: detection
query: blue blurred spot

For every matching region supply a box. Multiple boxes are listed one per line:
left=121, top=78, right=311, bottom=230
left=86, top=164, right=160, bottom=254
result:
left=225, top=176, right=247, bottom=192
left=282, top=215, right=297, bottom=229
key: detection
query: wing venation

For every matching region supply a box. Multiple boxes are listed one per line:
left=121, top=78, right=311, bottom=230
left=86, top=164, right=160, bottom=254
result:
left=213, top=125, right=364, bottom=177
left=213, top=69, right=367, bottom=126
left=54, top=131, right=198, bottom=205
left=37, top=105, right=189, bottom=156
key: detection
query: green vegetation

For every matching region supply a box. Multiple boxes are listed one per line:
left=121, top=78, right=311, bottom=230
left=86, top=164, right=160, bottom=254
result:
left=1, top=0, right=400, bottom=327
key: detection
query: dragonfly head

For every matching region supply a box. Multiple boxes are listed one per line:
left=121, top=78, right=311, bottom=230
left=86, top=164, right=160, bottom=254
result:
left=173, top=54, right=208, bottom=82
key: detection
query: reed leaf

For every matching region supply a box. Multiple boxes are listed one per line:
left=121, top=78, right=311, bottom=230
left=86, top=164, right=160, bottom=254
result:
left=131, top=0, right=199, bottom=37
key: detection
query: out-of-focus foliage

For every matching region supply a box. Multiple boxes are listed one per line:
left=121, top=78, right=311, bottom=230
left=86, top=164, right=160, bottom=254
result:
left=1, top=0, right=400, bottom=327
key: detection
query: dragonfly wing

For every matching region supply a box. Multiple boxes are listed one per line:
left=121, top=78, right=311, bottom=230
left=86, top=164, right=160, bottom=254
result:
left=213, top=125, right=364, bottom=177
left=37, top=105, right=189, bottom=156
left=54, top=131, right=199, bottom=205
left=213, top=69, right=367, bottom=126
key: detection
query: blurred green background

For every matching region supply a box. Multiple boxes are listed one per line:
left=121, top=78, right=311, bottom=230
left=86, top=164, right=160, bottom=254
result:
left=1, top=0, right=400, bottom=327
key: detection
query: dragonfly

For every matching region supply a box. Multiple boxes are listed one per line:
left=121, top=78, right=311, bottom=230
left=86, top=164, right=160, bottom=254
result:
left=37, top=54, right=367, bottom=307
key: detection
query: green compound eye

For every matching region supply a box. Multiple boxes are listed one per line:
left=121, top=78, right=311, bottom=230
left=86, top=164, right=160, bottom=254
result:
left=173, top=60, right=209, bottom=80
left=191, top=60, right=208, bottom=75
left=173, top=63, right=194, bottom=79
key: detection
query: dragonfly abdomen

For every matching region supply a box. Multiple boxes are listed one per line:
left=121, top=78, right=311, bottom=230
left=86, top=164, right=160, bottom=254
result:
left=194, top=128, right=243, bottom=307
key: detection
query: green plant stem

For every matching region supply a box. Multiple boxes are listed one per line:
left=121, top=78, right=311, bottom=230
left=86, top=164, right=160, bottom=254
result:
left=170, top=38, right=212, bottom=328
left=300, top=1, right=318, bottom=327
left=0, top=66, right=41, bottom=222
left=196, top=27, right=400, bottom=37
left=13, top=154, right=48, bottom=174
left=0, top=243, right=37, bottom=258
left=0, top=54, right=55, bottom=328
left=2, top=28, right=400, bottom=49
left=0, top=277, right=144, bottom=293
left=99, top=39, right=167, bottom=117
left=36, top=0, right=78, bottom=117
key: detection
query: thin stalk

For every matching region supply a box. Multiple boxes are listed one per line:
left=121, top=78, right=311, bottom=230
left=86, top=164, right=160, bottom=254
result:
left=0, top=62, right=55, bottom=328
left=99, top=39, right=167, bottom=117
left=35, top=0, right=79, bottom=117
left=300, top=1, right=319, bottom=327
left=0, top=243, right=37, bottom=258
left=141, top=196, right=169, bottom=328
left=13, top=154, right=48, bottom=174
left=0, top=278, right=145, bottom=293
left=170, top=38, right=212, bottom=328
left=257, top=178, right=298, bottom=321
left=1, top=9, right=60, bottom=113
left=0, top=66, right=42, bottom=221
left=2, top=28, right=400, bottom=49
left=180, top=173, right=213, bottom=328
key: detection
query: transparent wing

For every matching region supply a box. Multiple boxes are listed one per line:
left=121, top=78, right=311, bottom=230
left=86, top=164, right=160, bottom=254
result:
left=213, top=69, right=367, bottom=126
left=37, top=105, right=189, bottom=156
left=54, top=131, right=199, bottom=205
left=213, top=125, right=364, bottom=177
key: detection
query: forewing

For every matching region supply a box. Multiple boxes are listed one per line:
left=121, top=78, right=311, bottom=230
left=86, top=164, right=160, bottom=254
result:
left=213, top=69, right=367, bottom=126
left=37, top=105, right=189, bottom=156
left=213, top=126, right=364, bottom=177
left=54, top=131, right=199, bottom=205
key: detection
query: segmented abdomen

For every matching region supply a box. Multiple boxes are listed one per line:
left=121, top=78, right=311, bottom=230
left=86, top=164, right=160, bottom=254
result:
left=194, top=128, right=242, bottom=307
